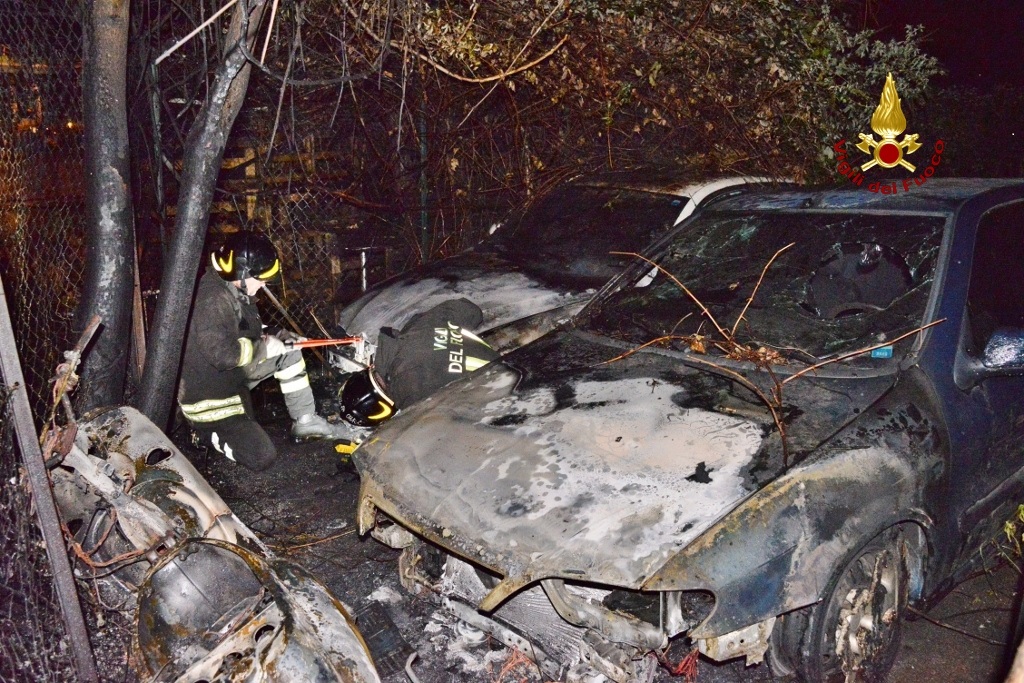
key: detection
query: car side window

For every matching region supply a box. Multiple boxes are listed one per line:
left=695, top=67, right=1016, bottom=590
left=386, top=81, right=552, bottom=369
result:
left=966, top=202, right=1024, bottom=357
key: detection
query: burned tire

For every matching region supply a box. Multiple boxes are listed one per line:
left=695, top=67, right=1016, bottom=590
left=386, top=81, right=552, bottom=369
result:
left=769, top=527, right=910, bottom=682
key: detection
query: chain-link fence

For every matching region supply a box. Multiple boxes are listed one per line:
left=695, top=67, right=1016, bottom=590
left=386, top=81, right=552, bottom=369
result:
left=0, top=2, right=88, bottom=681
left=0, top=387, right=76, bottom=683
left=0, top=0, right=86, bottom=423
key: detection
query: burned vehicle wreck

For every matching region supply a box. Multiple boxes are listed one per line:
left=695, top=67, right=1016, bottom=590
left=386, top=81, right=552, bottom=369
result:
left=354, top=180, right=1024, bottom=682
left=49, top=406, right=380, bottom=683
left=334, top=175, right=776, bottom=365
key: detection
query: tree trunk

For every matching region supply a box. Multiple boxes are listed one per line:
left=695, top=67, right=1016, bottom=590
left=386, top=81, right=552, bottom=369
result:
left=76, top=0, right=134, bottom=412
left=136, top=0, right=265, bottom=429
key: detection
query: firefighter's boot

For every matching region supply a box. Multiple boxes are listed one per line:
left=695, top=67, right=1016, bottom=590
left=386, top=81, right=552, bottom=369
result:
left=291, top=413, right=366, bottom=443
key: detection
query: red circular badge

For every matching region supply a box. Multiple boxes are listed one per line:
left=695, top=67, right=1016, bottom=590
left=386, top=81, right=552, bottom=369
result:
left=878, top=142, right=900, bottom=166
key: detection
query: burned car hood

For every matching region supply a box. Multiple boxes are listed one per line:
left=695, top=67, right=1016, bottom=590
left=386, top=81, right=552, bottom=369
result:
left=356, top=330, right=898, bottom=592
left=340, top=251, right=595, bottom=342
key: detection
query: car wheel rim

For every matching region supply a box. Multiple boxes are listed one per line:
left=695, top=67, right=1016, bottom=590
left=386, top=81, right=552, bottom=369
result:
left=825, top=538, right=905, bottom=682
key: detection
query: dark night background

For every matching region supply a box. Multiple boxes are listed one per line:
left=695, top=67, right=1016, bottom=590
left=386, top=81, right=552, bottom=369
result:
left=868, top=1, right=1024, bottom=176
left=873, top=0, right=1024, bottom=87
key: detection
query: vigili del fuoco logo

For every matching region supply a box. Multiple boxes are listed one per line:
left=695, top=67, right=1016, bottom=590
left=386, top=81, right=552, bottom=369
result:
left=832, top=72, right=944, bottom=195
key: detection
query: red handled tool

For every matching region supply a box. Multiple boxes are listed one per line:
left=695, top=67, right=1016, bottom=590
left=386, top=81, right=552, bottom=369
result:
left=286, top=337, right=362, bottom=350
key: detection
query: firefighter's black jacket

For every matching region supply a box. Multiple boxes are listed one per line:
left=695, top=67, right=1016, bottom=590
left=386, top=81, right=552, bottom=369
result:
left=179, top=269, right=265, bottom=418
left=374, top=298, right=499, bottom=408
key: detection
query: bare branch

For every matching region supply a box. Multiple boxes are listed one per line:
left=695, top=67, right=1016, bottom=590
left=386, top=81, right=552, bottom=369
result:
left=611, top=251, right=731, bottom=340
left=155, top=0, right=240, bottom=66
left=730, top=242, right=794, bottom=337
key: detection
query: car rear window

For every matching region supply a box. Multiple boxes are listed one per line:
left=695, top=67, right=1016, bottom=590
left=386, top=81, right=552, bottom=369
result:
left=490, top=185, right=687, bottom=285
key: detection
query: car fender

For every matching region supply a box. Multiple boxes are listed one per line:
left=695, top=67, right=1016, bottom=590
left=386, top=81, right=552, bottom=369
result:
left=641, top=445, right=931, bottom=638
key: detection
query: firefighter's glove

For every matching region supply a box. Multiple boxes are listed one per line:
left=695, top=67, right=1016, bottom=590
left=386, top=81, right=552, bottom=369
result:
left=262, top=334, right=289, bottom=359
left=274, top=329, right=307, bottom=344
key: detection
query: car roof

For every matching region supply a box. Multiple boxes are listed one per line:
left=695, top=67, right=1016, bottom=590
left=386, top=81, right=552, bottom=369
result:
left=710, top=178, right=1024, bottom=213
left=574, top=170, right=787, bottom=198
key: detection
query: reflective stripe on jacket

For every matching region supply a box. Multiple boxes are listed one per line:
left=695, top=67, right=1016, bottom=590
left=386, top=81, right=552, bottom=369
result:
left=180, top=395, right=246, bottom=422
left=179, top=269, right=263, bottom=421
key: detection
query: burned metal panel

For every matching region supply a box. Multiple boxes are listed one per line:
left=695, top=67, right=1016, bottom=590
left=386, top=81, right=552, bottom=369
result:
left=51, top=407, right=381, bottom=683
left=340, top=253, right=589, bottom=345
left=642, top=446, right=925, bottom=637
left=357, top=362, right=763, bottom=593
left=642, top=376, right=947, bottom=637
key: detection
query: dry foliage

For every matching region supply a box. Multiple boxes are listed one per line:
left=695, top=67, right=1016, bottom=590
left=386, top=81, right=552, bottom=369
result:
left=133, top=0, right=941, bottom=271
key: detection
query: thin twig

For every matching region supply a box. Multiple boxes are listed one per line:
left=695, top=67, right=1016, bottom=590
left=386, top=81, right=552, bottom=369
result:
left=266, top=24, right=298, bottom=163
left=731, top=242, right=794, bottom=337
left=611, top=251, right=730, bottom=339
left=155, top=0, right=240, bottom=66
left=906, top=606, right=1006, bottom=647
left=456, top=0, right=568, bottom=128
left=259, top=0, right=280, bottom=63
left=601, top=337, right=789, bottom=463
left=341, top=1, right=568, bottom=85
left=308, top=308, right=331, bottom=338
left=678, top=354, right=788, bottom=463
left=599, top=335, right=691, bottom=365
left=414, top=35, right=568, bottom=84
left=269, top=528, right=355, bottom=553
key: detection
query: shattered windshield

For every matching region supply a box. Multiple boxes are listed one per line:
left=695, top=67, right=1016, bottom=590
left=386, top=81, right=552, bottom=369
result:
left=587, top=210, right=948, bottom=365
left=489, top=185, right=687, bottom=285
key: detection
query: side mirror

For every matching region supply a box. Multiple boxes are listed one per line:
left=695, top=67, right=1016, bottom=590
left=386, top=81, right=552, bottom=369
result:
left=981, top=327, right=1024, bottom=369
left=955, top=327, right=1024, bottom=390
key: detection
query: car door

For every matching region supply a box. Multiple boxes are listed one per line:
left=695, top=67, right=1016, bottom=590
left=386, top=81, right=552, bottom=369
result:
left=948, top=200, right=1024, bottom=562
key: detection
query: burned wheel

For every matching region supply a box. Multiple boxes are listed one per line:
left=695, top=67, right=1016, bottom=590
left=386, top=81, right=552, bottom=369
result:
left=769, top=527, right=909, bottom=682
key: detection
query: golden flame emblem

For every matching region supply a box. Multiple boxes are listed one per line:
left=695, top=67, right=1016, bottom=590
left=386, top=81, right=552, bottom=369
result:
left=855, top=73, right=921, bottom=171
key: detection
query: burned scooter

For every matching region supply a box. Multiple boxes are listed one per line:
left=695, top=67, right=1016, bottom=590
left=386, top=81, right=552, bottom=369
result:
left=44, top=350, right=380, bottom=682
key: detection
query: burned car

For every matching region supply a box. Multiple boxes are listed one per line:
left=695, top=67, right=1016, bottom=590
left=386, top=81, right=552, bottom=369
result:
left=334, top=174, right=778, bottom=366
left=353, top=179, right=1024, bottom=682
left=50, top=407, right=380, bottom=683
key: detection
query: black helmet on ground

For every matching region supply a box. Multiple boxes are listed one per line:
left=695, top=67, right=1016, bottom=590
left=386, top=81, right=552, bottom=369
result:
left=340, top=368, right=395, bottom=427
left=211, top=231, right=281, bottom=282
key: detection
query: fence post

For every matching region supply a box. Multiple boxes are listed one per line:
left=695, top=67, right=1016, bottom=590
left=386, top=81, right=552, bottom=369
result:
left=0, top=274, right=99, bottom=683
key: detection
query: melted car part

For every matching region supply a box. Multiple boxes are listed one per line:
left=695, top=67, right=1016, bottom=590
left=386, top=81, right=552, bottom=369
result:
left=434, top=553, right=672, bottom=682
left=136, top=539, right=380, bottom=683
left=50, top=407, right=380, bottom=683
left=697, top=617, right=776, bottom=665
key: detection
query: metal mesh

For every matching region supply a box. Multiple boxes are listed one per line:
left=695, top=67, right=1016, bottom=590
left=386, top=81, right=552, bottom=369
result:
left=0, top=0, right=86, bottom=424
left=0, top=386, right=76, bottom=683
left=0, top=2, right=87, bottom=681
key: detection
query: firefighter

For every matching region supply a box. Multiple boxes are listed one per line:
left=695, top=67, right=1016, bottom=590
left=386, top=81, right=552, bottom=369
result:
left=339, top=298, right=499, bottom=428
left=179, top=231, right=361, bottom=471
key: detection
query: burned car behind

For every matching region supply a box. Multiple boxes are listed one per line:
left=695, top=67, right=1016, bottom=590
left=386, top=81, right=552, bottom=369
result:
left=50, top=407, right=381, bottom=683
left=354, top=179, right=1024, bottom=682
left=334, top=174, right=778, bottom=366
